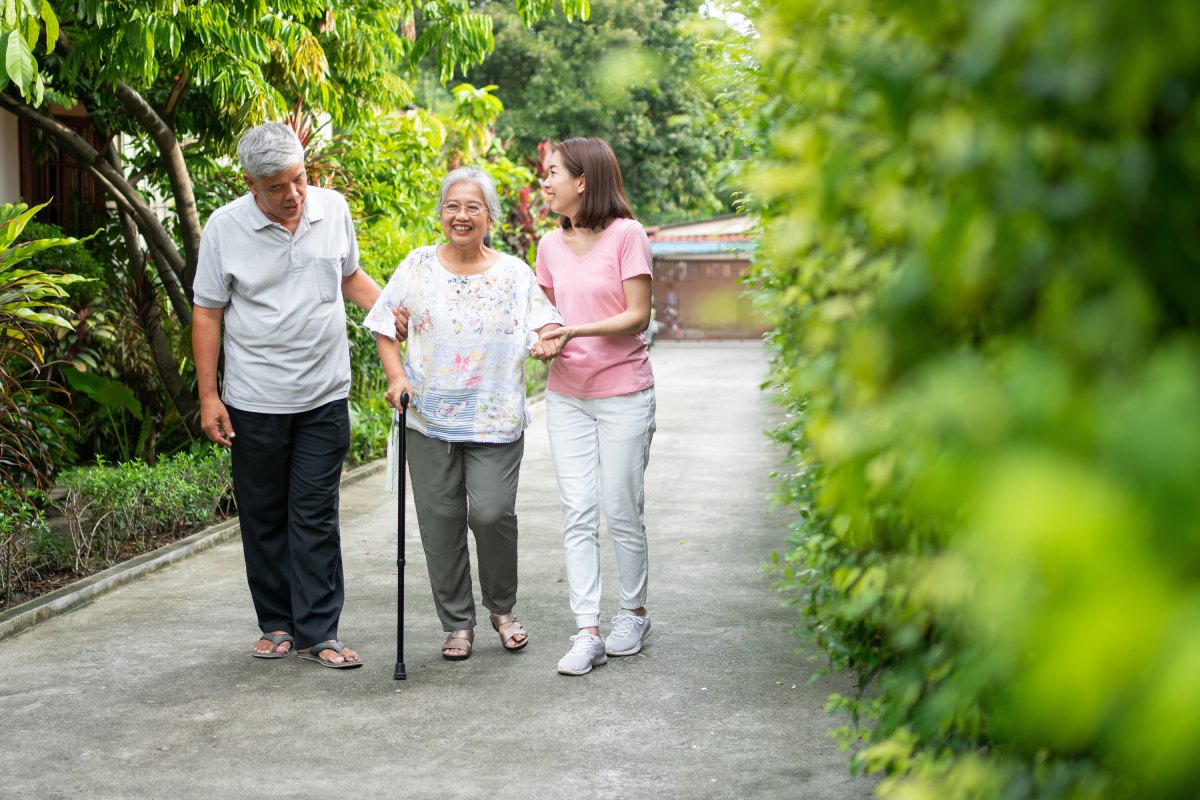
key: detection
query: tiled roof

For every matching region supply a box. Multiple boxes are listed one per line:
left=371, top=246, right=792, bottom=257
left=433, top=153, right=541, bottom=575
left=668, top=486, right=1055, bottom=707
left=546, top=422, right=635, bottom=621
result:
left=645, top=214, right=756, bottom=241
left=647, top=233, right=752, bottom=242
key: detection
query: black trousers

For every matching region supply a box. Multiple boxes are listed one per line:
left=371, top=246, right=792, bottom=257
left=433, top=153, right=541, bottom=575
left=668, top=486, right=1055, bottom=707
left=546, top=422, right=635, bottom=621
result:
left=227, top=399, right=351, bottom=649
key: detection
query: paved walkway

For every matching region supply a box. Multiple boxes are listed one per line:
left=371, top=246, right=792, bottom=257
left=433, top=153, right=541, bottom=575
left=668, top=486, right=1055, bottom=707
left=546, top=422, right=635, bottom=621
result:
left=0, top=342, right=872, bottom=799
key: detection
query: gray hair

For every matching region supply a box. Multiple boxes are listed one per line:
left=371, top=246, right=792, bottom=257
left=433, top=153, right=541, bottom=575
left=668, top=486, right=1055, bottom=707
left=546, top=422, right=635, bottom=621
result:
left=437, top=166, right=502, bottom=221
left=237, top=122, right=305, bottom=178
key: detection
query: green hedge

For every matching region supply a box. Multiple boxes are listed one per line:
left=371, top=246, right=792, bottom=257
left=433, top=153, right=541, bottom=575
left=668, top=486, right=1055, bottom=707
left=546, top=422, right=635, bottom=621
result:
left=56, top=446, right=233, bottom=572
left=738, top=1, right=1200, bottom=798
left=0, top=488, right=55, bottom=603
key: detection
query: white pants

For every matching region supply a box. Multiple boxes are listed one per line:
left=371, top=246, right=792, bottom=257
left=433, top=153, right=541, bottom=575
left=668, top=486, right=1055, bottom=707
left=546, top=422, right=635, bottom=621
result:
left=545, top=387, right=656, bottom=629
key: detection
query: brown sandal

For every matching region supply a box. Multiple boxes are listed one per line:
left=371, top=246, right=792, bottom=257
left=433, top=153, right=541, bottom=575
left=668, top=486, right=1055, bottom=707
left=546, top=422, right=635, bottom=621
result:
left=490, top=612, right=529, bottom=652
left=442, top=630, right=474, bottom=661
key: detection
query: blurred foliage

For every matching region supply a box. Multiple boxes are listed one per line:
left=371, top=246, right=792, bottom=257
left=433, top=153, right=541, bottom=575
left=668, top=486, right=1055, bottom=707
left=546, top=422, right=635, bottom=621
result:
left=462, top=0, right=738, bottom=224
left=729, top=0, right=1200, bottom=797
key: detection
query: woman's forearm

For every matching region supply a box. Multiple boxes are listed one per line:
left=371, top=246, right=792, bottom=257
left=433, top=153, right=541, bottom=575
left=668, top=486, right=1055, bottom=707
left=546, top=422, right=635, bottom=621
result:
left=374, top=334, right=405, bottom=383
left=559, top=276, right=651, bottom=340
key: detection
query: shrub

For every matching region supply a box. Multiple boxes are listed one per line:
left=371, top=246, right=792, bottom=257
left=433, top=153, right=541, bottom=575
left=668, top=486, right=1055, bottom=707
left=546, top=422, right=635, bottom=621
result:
left=56, top=446, right=233, bottom=571
left=736, top=0, right=1200, bottom=798
left=0, top=488, right=56, bottom=603
left=348, top=393, right=393, bottom=466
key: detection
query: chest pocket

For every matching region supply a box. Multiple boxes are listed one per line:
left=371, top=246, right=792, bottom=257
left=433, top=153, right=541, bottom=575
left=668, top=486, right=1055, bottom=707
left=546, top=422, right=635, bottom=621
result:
left=314, top=256, right=341, bottom=303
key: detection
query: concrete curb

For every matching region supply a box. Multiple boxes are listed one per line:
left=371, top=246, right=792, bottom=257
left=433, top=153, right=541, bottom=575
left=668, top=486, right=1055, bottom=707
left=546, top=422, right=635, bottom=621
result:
left=0, top=458, right=387, bottom=643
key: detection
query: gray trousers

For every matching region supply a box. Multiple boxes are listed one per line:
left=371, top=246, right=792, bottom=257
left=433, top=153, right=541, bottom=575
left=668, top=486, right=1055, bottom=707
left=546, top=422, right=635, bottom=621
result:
left=406, top=429, right=524, bottom=631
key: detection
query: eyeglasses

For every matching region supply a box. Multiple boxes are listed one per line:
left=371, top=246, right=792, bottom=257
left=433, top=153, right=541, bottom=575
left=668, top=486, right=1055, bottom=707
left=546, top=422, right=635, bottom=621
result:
left=442, top=202, right=486, bottom=216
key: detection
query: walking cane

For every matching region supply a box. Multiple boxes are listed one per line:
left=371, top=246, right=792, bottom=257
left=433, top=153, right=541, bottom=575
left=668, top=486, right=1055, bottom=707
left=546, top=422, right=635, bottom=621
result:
left=394, top=391, right=410, bottom=681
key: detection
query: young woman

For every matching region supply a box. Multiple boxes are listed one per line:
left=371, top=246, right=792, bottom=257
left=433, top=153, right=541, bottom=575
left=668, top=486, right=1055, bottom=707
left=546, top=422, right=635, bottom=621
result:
left=531, top=137, right=657, bottom=676
left=365, top=166, right=562, bottom=661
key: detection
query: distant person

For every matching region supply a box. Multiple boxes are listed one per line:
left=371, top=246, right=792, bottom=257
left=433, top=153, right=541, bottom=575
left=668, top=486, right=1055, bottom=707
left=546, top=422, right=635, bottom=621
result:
left=192, top=122, right=381, bottom=669
left=365, top=166, right=562, bottom=661
left=530, top=137, right=656, bottom=676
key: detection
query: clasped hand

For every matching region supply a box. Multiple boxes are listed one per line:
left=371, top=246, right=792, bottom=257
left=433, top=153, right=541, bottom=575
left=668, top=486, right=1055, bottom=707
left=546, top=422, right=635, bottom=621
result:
left=531, top=324, right=571, bottom=362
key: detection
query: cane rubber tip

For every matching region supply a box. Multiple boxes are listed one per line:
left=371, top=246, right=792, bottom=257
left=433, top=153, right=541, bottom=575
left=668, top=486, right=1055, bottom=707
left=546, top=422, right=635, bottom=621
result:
left=394, top=662, right=407, bottom=681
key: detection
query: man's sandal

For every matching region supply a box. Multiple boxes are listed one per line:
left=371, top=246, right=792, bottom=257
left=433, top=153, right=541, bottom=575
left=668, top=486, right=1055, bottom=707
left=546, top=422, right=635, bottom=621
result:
left=297, top=640, right=363, bottom=669
left=442, top=630, right=474, bottom=661
left=490, top=613, right=529, bottom=652
left=251, top=632, right=294, bottom=659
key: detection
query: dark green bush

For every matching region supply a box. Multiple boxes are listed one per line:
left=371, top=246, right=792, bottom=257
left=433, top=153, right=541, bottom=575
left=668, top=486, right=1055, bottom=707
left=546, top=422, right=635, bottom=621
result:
left=0, top=488, right=57, bottom=603
left=19, top=220, right=106, bottom=307
left=736, top=0, right=1200, bottom=797
left=57, top=446, right=233, bottom=571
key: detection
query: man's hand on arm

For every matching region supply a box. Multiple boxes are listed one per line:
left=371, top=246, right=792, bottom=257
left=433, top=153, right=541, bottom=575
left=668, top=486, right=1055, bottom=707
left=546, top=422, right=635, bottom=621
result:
left=391, top=306, right=410, bottom=342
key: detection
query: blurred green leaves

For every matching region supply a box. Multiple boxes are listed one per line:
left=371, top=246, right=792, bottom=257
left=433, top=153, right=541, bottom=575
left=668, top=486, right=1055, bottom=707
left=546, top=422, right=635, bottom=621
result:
left=734, top=0, right=1200, bottom=796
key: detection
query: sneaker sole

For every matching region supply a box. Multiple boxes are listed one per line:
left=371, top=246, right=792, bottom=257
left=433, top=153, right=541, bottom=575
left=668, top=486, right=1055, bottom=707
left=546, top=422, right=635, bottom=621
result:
left=557, top=655, right=608, bottom=676
left=606, top=629, right=652, bottom=657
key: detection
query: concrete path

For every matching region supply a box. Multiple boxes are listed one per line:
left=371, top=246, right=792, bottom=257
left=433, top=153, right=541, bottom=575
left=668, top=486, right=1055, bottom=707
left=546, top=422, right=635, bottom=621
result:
left=0, top=342, right=872, bottom=799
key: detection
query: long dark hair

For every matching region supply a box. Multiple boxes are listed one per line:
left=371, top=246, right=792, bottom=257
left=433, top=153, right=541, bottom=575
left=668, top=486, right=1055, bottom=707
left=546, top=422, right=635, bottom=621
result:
left=553, top=137, right=633, bottom=231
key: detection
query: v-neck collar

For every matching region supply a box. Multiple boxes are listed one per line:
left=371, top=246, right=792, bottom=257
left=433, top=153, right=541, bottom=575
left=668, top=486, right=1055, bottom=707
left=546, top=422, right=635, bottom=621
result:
left=560, top=219, right=620, bottom=261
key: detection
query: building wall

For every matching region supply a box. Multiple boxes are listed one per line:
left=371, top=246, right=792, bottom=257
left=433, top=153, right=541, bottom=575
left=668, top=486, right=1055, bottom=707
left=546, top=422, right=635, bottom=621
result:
left=652, top=258, right=769, bottom=340
left=0, top=110, right=20, bottom=204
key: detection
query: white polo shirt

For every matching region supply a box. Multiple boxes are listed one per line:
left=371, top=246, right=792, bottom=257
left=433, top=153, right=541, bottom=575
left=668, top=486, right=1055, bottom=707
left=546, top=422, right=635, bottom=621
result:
left=193, top=187, right=361, bottom=414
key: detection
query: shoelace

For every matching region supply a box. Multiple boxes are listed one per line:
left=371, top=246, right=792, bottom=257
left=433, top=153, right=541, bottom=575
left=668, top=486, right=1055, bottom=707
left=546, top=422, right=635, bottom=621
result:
left=610, top=615, right=639, bottom=637
left=569, top=633, right=597, bottom=652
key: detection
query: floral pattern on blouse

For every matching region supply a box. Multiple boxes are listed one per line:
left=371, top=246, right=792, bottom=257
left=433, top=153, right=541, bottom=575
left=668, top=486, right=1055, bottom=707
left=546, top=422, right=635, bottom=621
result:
left=363, top=246, right=562, bottom=443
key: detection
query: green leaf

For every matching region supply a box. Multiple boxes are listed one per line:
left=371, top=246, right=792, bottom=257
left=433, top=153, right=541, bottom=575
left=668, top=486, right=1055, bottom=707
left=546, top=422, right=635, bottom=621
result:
left=0, top=199, right=48, bottom=248
left=65, top=369, right=144, bottom=420
left=4, top=28, right=33, bottom=95
left=39, top=0, right=56, bottom=54
left=22, top=9, right=35, bottom=48
left=12, top=306, right=74, bottom=330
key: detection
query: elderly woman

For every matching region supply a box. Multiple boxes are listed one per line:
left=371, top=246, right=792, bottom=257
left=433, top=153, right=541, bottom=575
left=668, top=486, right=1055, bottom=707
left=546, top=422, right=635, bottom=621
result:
left=364, top=166, right=562, bottom=661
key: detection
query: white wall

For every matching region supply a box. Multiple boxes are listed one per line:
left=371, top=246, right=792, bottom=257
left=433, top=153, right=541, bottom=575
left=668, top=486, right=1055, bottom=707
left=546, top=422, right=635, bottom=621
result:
left=0, top=110, right=20, bottom=204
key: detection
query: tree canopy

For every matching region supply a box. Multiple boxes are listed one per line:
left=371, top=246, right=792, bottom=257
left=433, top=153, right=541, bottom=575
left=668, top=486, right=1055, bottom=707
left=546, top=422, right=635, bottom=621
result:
left=463, top=0, right=734, bottom=224
left=1, top=0, right=587, bottom=450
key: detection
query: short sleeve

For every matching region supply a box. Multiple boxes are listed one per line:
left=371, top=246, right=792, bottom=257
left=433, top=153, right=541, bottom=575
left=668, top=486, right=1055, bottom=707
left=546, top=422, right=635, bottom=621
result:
left=534, top=233, right=554, bottom=291
left=617, top=221, right=653, bottom=281
left=339, top=194, right=361, bottom=277
left=363, top=252, right=416, bottom=339
left=192, top=219, right=230, bottom=308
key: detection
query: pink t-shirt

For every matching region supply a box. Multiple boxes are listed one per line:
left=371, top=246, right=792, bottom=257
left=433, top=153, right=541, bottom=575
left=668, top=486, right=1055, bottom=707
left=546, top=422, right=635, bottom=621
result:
left=535, top=217, right=655, bottom=398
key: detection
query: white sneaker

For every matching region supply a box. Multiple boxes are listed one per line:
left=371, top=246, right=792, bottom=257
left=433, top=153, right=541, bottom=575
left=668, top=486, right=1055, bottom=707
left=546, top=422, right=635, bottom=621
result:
left=556, top=632, right=607, bottom=675
left=605, top=613, right=652, bottom=656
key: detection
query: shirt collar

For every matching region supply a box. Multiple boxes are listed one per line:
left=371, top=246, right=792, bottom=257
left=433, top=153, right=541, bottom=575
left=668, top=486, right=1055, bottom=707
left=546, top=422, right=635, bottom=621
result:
left=244, top=189, right=324, bottom=231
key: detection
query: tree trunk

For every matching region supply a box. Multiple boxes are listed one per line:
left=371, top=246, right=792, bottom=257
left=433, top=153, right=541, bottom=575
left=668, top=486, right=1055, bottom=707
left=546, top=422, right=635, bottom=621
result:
left=113, top=80, right=203, bottom=297
left=117, top=212, right=202, bottom=440
left=0, top=90, right=201, bottom=438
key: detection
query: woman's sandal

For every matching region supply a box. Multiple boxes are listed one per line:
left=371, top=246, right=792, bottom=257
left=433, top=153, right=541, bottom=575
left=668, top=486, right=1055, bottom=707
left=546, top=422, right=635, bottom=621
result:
left=442, top=630, right=474, bottom=661
left=490, top=612, right=529, bottom=652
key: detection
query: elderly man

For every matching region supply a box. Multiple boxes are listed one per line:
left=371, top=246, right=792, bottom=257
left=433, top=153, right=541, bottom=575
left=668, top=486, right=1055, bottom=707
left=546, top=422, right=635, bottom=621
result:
left=192, top=122, right=381, bottom=669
